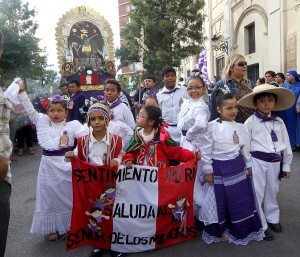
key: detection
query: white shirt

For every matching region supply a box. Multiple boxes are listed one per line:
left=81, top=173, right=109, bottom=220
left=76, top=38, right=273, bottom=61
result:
left=107, top=120, right=133, bottom=151
left=74, top=132, right=123, bottom=166
left=244, top=115, right=293, bottom=171
left=204, top=120, right=251, bottom=173
left=157, top=85, right=187, bottom=125
left=108, top=100, right=136, bottom=130
left=83, top=120, right=133, bottom=151
left=177, top=97, right=210, bottom=140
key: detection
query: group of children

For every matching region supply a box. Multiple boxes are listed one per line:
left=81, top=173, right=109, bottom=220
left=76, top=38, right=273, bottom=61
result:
left=15, top=66, right=294, bottom=256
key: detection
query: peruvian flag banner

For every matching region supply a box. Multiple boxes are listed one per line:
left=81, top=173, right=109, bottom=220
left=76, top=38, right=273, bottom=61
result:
left=67, top=157, right=198, bottom=253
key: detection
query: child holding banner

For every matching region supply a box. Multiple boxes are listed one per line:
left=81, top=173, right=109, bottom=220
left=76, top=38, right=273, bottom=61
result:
left=16, top=85, right=87, bottom=241
left=201, top=87, right=264, bottom=245
left=123, top=105, right=201, bottom=168
left=65, top=103, right=123, bottom=257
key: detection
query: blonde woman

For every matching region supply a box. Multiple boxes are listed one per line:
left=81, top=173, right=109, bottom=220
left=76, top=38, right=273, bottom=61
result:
left=210, top=54, right=254, bottom=123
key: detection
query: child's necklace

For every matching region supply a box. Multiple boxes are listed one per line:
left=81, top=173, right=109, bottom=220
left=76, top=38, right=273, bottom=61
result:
left=263, top=121, right=278, bottom=152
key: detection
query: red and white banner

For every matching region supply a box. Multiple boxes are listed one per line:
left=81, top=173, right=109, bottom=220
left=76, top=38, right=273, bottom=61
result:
left=67, top=157, right=198, bottom=253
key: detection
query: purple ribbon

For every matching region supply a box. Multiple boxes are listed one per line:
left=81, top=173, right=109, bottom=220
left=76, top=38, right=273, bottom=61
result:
left=162, top=87, right=179, bottom=94
left=250, top=151, right=282, bottom=162
left=254, top=110, right=278, bottom=122
left=251, top=151, right=284, bottom=180
left=108, top=99, right=122, bottom=109
left=43, top=141, right=77, bottom=156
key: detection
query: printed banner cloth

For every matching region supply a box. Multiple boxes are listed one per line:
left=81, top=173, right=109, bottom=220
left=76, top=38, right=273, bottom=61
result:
left=67, top=157, right=198, bottom=253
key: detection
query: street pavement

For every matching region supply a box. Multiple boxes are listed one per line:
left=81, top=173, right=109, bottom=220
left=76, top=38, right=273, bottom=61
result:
left=5, top=143, right=300, bottom=257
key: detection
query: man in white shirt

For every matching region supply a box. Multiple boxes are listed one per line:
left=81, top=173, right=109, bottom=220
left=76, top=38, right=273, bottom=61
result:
left=156, top=67, right=187, bottom=144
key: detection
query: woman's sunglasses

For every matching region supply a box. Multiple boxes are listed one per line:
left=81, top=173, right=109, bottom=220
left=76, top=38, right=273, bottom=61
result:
left=234, top=61, right=247, bottom=67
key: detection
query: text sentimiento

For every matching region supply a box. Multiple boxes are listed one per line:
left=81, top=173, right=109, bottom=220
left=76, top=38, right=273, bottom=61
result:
left=73, top=165, right=196, bottom=184
left=68, top=159, right=198, bottom=252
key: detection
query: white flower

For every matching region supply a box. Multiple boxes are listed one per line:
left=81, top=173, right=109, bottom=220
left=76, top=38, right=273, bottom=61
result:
left=220, top=84, right=231, bottom=95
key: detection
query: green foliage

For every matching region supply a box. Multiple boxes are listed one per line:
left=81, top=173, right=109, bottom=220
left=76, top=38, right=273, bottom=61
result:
left=0, top=0, right=48, bottom=87
left=115, top=0, right=205, bottom=80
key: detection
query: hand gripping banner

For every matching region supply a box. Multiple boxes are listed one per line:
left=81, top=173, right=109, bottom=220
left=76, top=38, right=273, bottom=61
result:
left=67, top=157, right=198, bottom=253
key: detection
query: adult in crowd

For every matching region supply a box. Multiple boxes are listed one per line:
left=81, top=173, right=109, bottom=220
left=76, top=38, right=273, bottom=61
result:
left=275, top=72, right=285, bottom=87
left=156, top=67, right=187, bottom=144
left=278, top=70, right=300, bottom=150
left=119, top=80, right=134, bottom=110
left=133, top=76, right=157, bottom=111
left=265, top=70, right=279, bottom=87
left=59, top=82, right=70, bottom=96
left=15, top=115, right=35, bottom=156
left=67, top=80, right=86, bottom=123
left=210, top=53, right=253, bottom=123
left=28, top=90, right=43, bottom=113
left=0, top=30, right=13, bottom=257
left=39, top=92, right=50, bottom=113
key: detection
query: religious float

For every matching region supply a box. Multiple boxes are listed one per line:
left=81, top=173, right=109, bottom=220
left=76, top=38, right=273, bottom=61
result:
left=55, top=6, right=116, bottom=99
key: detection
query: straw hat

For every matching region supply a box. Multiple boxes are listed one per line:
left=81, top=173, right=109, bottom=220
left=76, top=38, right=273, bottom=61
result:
left=237, top=84, right=295, bottom=111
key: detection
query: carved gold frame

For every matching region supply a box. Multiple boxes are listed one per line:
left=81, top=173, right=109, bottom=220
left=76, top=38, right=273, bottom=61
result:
left=55, top=6, right=115, bottom=74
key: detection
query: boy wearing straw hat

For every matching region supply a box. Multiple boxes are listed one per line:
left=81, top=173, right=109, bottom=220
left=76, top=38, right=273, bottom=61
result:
left=238, top=84, right=295, bottom=241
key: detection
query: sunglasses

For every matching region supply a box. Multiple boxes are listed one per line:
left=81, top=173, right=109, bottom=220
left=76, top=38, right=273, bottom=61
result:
left=234, top=61, right=247, bottom=67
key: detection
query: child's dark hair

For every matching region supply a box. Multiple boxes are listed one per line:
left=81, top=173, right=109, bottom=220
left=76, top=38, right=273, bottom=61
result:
left=69, top=80, right=80, bottom=87
left=257, top=77, right=265, bottom=84
left=146, top=76, right=156, bottom=83
left=275, top=72, right=285, bottom=81
left=59, top=82, right=69, bottom=89
left=105, top=79, right=121, bottom=92
left=188, top=75, right=205, bottom=87
left=161, top=67, right=176, bottom=78
left=48, top=99, right=68, bottom=112
left=216, top=93, right=235, bottom=107
left=253, top=92, right=277, bottom=105
left=144, top=96, right=158, bottom=106
left=265, top=70, right=276, bottom=78
left=143, top=105, right=163, bottom=129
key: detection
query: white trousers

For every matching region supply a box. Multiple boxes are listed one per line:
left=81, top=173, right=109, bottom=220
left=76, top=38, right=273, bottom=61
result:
left=252, top=157, right=280, bottom=230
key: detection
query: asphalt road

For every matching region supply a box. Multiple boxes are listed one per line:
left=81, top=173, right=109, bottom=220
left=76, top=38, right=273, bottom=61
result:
left=5, top=144, right=300, bottom=257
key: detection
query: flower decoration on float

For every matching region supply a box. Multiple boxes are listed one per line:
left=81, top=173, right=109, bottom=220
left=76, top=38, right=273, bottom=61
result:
left=193, top=48, right=214, bottom=90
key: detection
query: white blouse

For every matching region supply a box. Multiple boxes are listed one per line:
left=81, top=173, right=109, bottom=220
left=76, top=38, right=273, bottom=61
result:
left=204, top=120, right=251, bottom=173
left=177, top=97, right=210, bottom=141
left=19, top=92, right=87, bottom=150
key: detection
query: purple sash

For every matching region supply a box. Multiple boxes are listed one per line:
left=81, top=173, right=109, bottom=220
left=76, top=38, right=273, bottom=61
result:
left=251, top=151, right=284, bottom=180
left=250, top=151, right=282, bottom=162
left=108, top=99, right=122, bottom=109
left=43, top=140, right=77, bottom=156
